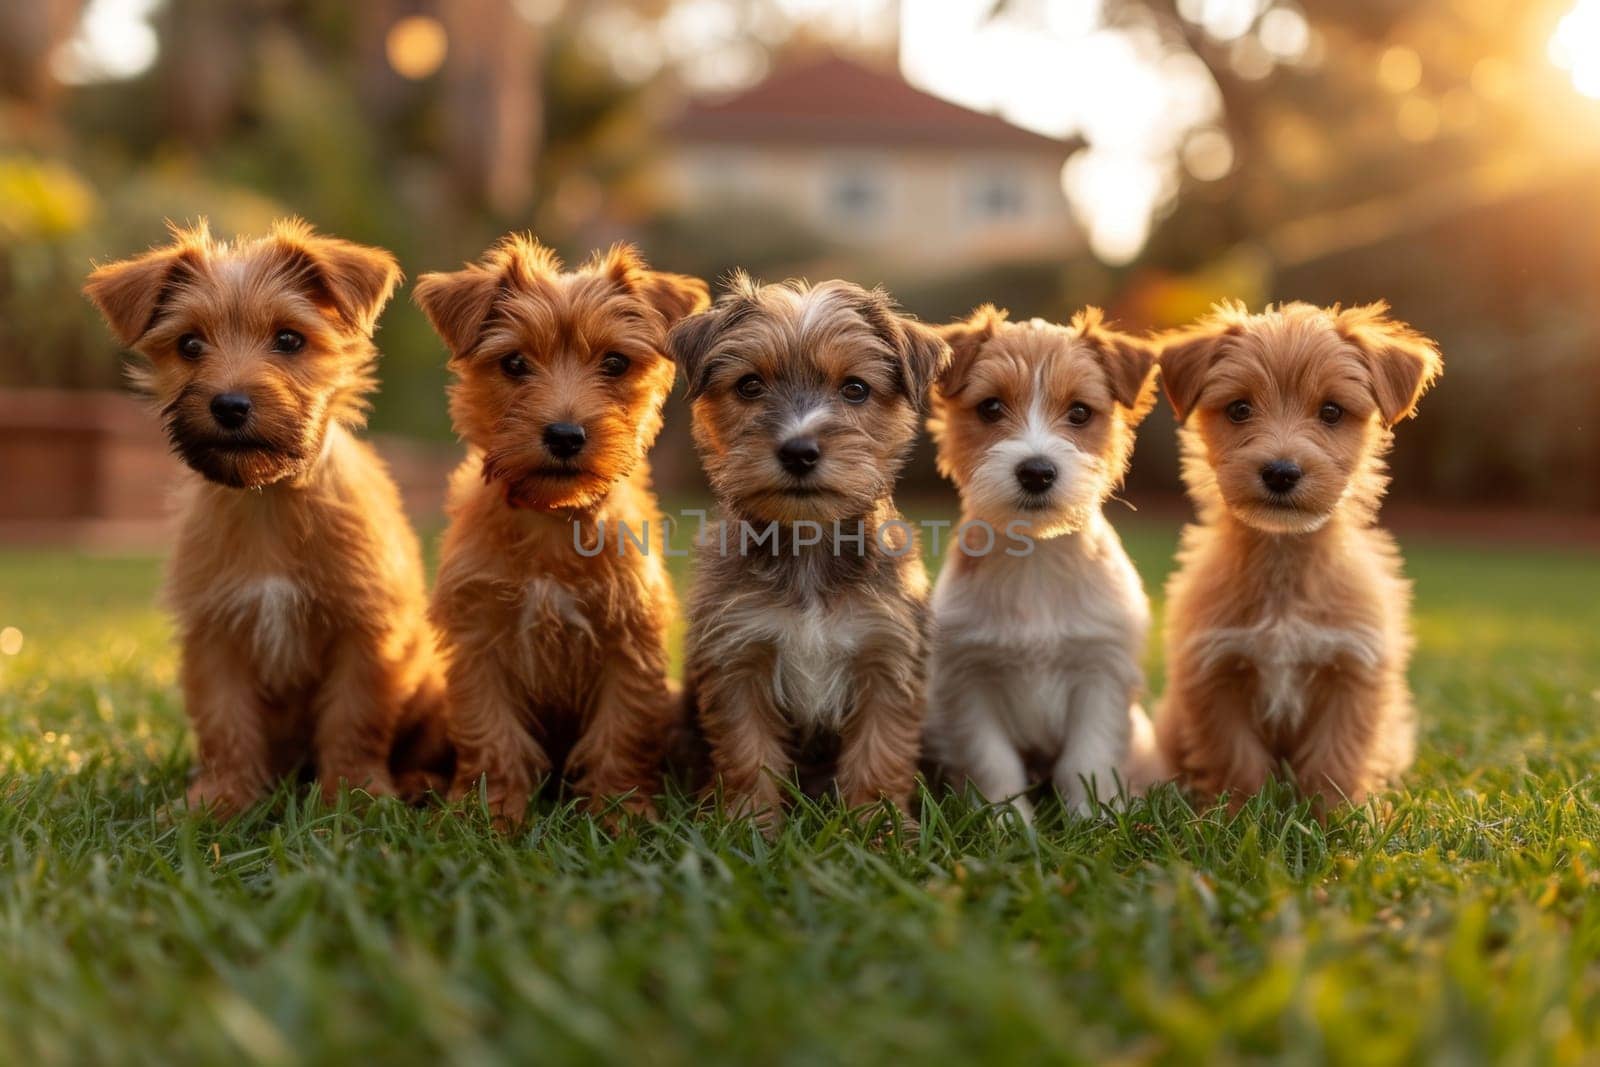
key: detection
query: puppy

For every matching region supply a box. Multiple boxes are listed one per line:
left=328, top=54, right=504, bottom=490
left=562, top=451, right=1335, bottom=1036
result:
left=667, top=275, right=948, bottom=825
left=1154, top=301, right=1442, bottom=810
left=82, top=219, right=450, bottom=815
left=415, top=236, right=707, bottom=824
left=923, top=307, right=1164, bottom=821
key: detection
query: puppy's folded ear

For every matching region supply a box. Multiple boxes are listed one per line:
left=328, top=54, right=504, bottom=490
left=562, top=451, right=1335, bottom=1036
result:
left=1074, top=308, right=1159, bottom=423
left=318, top=244, right=401, bottom=335
left=664, top=304, right=725, bottom=402
left=936, top=304, right=1006, bottom=399
left=83, top=221, right=212, bottom=346
left=639, top=272, right=711, bottom=327
left=891, top=319, right=951, bottom=414
left=1156, top=305, right=1246, bottom=422
left=1335, top=303, right=1443, bottom=427
left=417, top=234, right=560, bottom=359
left=598, top=243, right=711, bottom=328
left=413, top=265, right=501, bottom=359
left=847, top=285, right=949, bottom=413
left=84, top=249, right=190, bottom=347
left=267, top=219, right=401, bottom=336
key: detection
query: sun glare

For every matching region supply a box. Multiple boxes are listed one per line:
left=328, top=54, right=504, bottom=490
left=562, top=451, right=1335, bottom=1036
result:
left=901, top=0, right=1226, bottom=263
left=50, top=0, right=160, bottom=85
left=1551, top=0, right=1600, bottom=99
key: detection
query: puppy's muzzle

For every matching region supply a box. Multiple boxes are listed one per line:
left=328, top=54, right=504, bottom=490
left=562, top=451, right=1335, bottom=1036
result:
left=1259, top=460, right=1303, bottom=495
left=543, top=422, right=587, bottom=460
left=1014, top=456, right=1057, bottom=495
left=210, top=392, right=253, bottom=431
left=777, top=435, right=821, bottom=478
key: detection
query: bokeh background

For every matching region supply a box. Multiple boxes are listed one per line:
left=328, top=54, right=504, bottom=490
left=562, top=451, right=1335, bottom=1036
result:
left=2, top=0, right=1598, bottom=544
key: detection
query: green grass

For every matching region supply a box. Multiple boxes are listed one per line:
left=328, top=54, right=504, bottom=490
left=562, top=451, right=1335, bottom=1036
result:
left=2, top=520, right=1599, bottom=1065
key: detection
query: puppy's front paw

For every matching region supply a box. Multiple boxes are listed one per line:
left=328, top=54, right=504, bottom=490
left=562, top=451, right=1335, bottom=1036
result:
left=451, top=757, right=537, bottom=828
left=722, top=790, right=782, bottom=837
left=589, top=790, right=659, bottom=832
left=459, top=773, right=533, bottom=830
left=184, top=775, right=259, bottom=819
left=393, top=767, right=451, bottom=804
left=1000, top=795, right=1036, bottom=828
left=318, top=764, right=397, bottom=804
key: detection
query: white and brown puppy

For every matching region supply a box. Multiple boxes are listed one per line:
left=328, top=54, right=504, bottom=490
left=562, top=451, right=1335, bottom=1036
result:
left=924, top=307, right=1165, bottom=820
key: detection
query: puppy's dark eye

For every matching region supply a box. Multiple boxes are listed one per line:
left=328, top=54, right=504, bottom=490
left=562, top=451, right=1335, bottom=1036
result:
left=1226, top=400, right=1253, bottom=424
left=840, top=378, right=870, bottom=404
left=1067, top=402, right=1092, bottom=426
left=977, top=397, right=1004, bottom=423
left=599, top=352, right=630, bottom=378
left=272, top=329, right=305, bottom=355
left=177, top=333, right=204, bottom=360
left=501, top=353, right=531, bottom=379
left=1319, top=402, right=1344, bottom=425
left=735, top=374, right=765, bottom=400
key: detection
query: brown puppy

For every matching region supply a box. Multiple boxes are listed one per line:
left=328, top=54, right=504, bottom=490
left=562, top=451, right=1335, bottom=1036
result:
left=83, top=219, right=449, bottom=815
left=667, top=275, right=949, bottom=825
left=415, top=236, right=707, bottom=825
left=1154, top=301, right=1442, bottom=810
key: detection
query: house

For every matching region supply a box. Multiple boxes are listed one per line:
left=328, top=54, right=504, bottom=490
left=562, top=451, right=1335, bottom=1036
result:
left=661, top=55, right=1086, bottom=276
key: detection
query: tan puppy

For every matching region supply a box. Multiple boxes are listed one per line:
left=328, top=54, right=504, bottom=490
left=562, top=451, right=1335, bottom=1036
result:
left=924, top=307, right=1165, bottom=821
left=1154, top=301, right=1442, bottom=810
left=83, top=219, right=450, bottom=815
left=667, top=275, right=948, bottom=826
left=415, top=236, right=707, bottom=825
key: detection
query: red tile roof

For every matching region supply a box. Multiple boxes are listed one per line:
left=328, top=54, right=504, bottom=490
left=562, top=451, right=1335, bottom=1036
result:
left=669, top=55, right=1082, bottom=155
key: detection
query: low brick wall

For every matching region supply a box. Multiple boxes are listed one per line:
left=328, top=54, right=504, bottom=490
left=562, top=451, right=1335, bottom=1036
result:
left=5, top=389, right=1594, bottom=553
left=0, top=388, right=460, bottom=549
left=0, top=388, right=170, bottom=524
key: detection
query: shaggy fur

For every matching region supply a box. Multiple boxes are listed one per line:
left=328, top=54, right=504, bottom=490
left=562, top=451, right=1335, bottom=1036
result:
left=668, top=275, right=949, bottom=825
left=924, top=307, right=1165, bottom=820
left=1154, top=301, right=1442, bottom=810
left=82, top=219, right=451, bottom=815
left=415, top=236, right=707, bottom=825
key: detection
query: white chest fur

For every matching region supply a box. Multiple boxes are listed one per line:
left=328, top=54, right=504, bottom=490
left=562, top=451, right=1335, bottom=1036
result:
left=772, top=603, right=862, bottom=730
left=934, top=519, right=1147, bottom=645
left=708, top=599, right=864, bottom=732
left=519, top=576, right=595, bottom=644
left=929, top=519, right=1149, bottom=749
left=213, top=575, right=315, bottom=681
left=1188, top=615, right=1385, bottom=727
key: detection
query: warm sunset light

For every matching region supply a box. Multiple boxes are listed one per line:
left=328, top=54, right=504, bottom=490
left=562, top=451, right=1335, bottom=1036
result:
left=6, top=2, right=1600, bottom=1062
left=1551, top=0, right=1600, bottom=98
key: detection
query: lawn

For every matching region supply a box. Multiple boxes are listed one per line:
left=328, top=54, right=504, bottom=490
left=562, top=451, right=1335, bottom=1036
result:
left=1, top=519, right=1598, bottom=1065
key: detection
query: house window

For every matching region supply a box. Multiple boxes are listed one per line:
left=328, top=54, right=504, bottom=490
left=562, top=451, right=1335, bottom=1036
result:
left=827, top=166, right=887, bottom=224
left=968, top=169, right=1026, bottom=221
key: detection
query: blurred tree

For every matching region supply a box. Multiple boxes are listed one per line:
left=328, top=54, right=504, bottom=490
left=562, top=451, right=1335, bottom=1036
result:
left=983, top=0, right=1600, bottom=508
left=437, top=0, right=543, bottom=216
left=0, top=1, right=83, bottom=118
left=2, top=0, right=1593, bottom=506
left=1122, top=0, right=1540, bottom=273
left=0, top=0, right=661, bottom=433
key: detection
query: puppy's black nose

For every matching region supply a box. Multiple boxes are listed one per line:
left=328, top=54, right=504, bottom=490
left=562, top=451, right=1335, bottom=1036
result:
left=544, top=422, right=587, bottom=459
left=209, top=393, right=252, bottom=430
left=1260, top=460, right=1303, bottom=494
left=1015, top=457, right=1057, bottom=495
left=777, top=436, right=821, bottom=476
